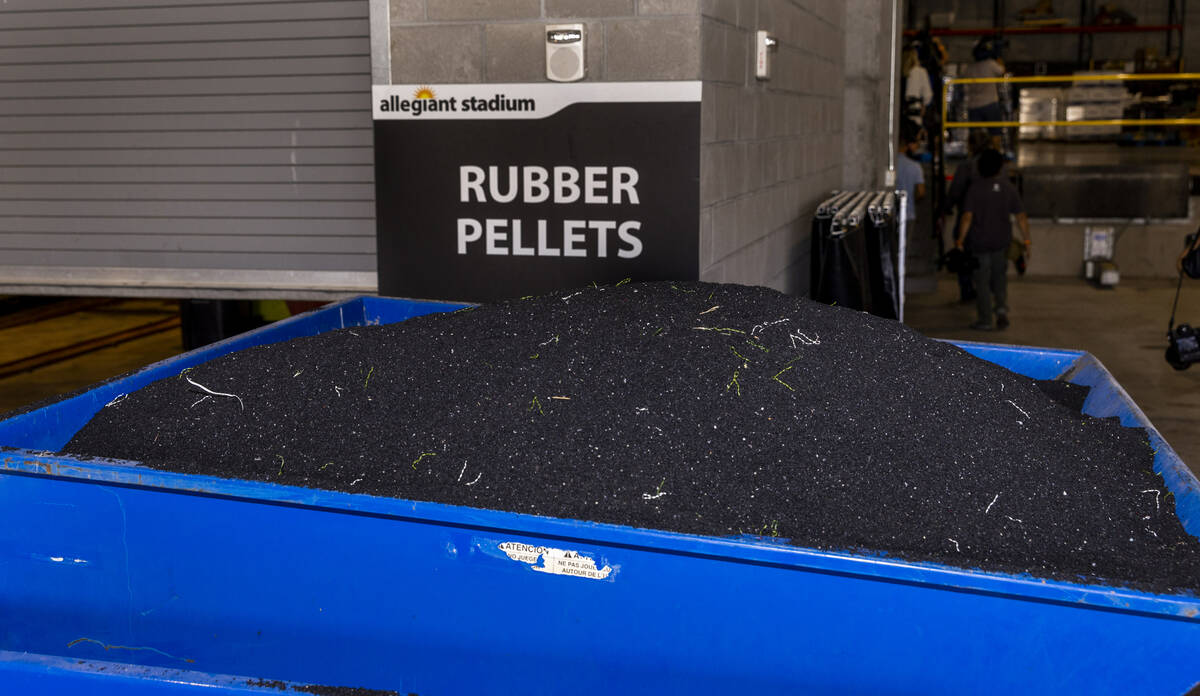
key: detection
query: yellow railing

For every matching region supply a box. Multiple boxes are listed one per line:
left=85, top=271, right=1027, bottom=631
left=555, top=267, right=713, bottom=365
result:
left=941, top=72, right=1200, bottom=129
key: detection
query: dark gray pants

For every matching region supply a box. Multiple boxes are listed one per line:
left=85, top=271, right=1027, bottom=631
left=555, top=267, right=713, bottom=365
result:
left=973, top=248, right=1008, bottom=325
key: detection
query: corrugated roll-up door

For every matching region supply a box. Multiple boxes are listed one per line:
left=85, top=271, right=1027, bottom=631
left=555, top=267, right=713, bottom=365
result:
left=0, top=0, right=375, bottom=299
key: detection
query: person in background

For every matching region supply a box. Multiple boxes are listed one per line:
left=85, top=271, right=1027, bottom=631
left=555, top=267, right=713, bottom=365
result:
left=955, top=149, right=1030, bottom=331
left=924, top=37, right=949, bottom=133
left=897, top=120, right=926, bottom=226
left=942, top=130, right=994, bottom=303
left=1177, top=231, right=1200, bottom=276
left=903, top=45, right=933, bottom=130
left=964, top=36, right=1007, bottom=147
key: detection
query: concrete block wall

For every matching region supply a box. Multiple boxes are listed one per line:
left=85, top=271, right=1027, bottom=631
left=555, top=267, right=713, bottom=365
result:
left=382, top=0, right=702, bottom=83
left=843, top=0, right=893, bottom=192
left=697, top=0, right=848, bottom=295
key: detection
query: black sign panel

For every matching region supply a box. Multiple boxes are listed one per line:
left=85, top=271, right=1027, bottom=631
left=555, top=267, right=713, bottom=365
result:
left=374, top=97, right=699, bottom=302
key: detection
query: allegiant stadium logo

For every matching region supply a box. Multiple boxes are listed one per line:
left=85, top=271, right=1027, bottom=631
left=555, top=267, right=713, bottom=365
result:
left=378, top=86, right=535, bottom=117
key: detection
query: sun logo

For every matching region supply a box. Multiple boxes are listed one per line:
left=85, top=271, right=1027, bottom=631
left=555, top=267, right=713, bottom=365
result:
left=413, top=86, right=435, bottom=100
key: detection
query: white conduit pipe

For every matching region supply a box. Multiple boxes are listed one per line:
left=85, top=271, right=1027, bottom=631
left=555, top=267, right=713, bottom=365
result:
left=886, top=0, right=899, bottom=187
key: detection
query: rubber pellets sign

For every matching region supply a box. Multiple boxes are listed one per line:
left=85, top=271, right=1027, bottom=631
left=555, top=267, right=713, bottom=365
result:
left=373, top=82, right=700, bottom=302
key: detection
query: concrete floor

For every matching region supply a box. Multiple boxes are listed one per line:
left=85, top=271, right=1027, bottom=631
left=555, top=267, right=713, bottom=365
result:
left=904, top=273, right=1200, bottom=480
left=0, top=300, right=181, bottom=415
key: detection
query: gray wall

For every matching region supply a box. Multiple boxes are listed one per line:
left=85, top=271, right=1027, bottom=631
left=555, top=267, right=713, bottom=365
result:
left=385, top=0, right=702, bottom=82
left=698, top=1, right=850, bottom=294
left=0, top=0, right=377, bottom=298
left=843, top=0, right=895, bottom=191
left=378, top=0, right=895, bottom=296
left=1026, top=216, right=1198, bottom=278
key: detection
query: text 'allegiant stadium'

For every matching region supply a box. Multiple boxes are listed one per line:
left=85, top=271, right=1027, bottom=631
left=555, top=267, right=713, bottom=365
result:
left=378, top=94, right=535, bottom=116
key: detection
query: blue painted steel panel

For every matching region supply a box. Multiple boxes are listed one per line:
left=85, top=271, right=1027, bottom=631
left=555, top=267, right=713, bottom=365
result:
left=950, top=340, right=1084, bottom=380
left=1, top=298, right=1198, bottom=694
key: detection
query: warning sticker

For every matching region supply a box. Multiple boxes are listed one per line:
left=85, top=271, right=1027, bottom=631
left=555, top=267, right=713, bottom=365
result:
left=498, top=541, right=613, bottom=581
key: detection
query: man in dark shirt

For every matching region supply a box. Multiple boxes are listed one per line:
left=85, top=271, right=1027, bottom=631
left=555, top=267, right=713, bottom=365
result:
left=942, top=130, right=993, bottom=303
left=955, top=149, right=1031, bottom=330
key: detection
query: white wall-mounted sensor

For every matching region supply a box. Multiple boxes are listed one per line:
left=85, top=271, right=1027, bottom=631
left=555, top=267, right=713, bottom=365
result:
left=755, top=30, right=777, bottom=80
left=546, top=24, right=585, bottom=82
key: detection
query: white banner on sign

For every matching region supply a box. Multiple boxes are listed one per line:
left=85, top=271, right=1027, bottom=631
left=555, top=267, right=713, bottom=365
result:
left=373, top=81, right=702, bottom=121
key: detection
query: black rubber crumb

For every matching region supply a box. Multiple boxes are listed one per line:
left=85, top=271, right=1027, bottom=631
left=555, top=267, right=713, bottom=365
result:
left=1035, top=379, right=1090, bottom=415
left=244, top=678, right=397, bottom=694
left=63, top=281, right=1200, bottom=594
left=291, top=685, right=400, bottom=696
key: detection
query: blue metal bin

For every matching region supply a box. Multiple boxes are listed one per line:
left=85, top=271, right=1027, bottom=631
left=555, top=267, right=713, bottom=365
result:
left=1, top=296, right=1198, bottom=695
